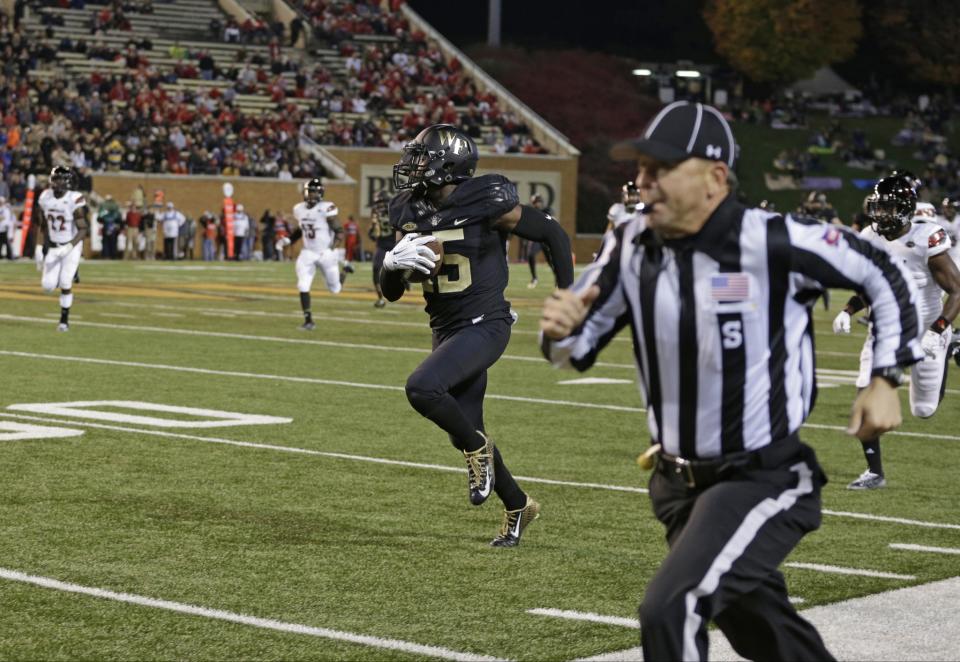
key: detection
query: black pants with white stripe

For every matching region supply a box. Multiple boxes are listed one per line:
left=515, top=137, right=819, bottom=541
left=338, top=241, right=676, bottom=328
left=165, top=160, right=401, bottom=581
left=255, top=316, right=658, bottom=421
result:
left=640, top=441, right=834, bottom=662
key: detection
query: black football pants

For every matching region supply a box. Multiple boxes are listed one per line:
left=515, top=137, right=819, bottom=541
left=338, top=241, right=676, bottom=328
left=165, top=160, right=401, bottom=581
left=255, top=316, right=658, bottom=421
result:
left=640, top=442, right=834, bottom=662
left=405, top=318, right=525, bottom=510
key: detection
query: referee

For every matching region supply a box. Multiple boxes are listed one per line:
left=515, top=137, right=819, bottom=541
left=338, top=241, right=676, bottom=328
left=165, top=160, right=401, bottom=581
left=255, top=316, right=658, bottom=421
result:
left=540, top=102, right=923, bottom=661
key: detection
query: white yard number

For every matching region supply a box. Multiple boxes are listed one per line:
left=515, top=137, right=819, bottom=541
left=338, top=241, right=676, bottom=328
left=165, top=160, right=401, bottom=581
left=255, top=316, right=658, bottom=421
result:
left=7, top=401, right=292, bottom=428
left=0, top=422, right=84, bottom=442
left=721, top=320, right=743, bottom=349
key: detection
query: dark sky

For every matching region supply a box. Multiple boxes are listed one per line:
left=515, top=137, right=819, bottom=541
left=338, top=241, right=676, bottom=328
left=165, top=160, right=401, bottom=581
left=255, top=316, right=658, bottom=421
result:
left=405, top=0, right=717, bottom=64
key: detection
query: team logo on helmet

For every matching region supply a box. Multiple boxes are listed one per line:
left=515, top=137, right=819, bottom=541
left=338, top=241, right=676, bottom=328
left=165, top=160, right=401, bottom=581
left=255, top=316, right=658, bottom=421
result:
left=866, top=173, right=917, bottom=240
left=393, top=124, right=479, bottom=193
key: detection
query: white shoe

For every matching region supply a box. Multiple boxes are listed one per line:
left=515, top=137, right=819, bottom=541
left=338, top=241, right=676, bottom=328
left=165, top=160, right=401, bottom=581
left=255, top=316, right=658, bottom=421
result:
left=847, top=470, right=886, bottom=490
left=527, top=278, right=538, bottom=289
left=56, top=322, right=69, bottom=332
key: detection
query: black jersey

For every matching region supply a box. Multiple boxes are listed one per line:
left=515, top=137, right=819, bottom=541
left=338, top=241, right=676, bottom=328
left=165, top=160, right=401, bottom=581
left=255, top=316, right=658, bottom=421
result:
left=390, top=174, right=519, bottom=331
left=371, top=210, right=397, bottom=250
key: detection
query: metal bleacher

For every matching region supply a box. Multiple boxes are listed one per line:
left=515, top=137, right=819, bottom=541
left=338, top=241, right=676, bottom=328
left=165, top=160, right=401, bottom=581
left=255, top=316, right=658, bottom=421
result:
left=23, top=0, right=512, bottom=153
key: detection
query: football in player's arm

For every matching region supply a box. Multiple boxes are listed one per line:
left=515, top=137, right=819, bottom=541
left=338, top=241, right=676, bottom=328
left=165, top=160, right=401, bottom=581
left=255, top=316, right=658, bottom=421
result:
left=379, top=188, right=572, bottom=302
left=378, top=124, right=573, bottom=547
left=36, top=166, right=89, bottom=331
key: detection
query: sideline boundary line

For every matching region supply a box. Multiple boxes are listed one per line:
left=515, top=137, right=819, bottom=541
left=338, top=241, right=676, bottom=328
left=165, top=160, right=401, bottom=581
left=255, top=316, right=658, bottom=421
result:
left=0, top=567, right=503, bottom=662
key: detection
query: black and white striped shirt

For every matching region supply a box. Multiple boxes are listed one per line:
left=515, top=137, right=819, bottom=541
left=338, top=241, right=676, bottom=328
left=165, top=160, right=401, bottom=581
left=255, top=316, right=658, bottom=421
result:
left=543, top=195, right=923, bottom=459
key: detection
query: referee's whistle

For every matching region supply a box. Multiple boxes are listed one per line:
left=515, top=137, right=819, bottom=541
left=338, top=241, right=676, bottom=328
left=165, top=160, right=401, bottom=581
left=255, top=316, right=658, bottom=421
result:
left=636, top=443, right=662, bottom=470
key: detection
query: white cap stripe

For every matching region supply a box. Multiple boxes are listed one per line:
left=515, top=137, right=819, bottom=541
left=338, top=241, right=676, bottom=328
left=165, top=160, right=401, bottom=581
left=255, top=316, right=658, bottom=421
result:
left=702, top=105, right=736, bottom=167
left=686, top=103, right=703, bottom=152
left=643, top=100, right=687, bottom=139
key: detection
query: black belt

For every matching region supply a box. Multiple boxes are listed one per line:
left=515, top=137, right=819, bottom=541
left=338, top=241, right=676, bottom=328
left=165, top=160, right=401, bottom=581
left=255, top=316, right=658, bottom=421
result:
left=656, top=434, right=802, bottom=489
left=53, top=241, right=72, bottom=247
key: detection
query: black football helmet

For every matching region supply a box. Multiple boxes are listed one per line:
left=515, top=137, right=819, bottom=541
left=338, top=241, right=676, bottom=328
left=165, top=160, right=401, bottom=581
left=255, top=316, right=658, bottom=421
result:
left=372, top=190, right=390, bottom=216
left=304, top=178, right=324, bottom=204
left=621, top=181, right=640, bottom=210
left=50, top=166, right=74, bottom=194
left=942, top=195, right=959, bottom=221
left=867, top=173, right=917, bottom=240
left=393, top=124, right=479, bottom=193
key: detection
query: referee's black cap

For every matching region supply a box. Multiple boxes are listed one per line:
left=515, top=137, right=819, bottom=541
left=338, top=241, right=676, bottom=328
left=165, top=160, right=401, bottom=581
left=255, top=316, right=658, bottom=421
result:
left=611, top=101, right=737, bottom=168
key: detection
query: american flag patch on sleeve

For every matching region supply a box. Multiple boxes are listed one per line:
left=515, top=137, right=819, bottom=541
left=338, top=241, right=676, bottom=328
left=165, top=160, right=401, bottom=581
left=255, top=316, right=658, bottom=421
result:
left=711, top=273, right=750, bottom=301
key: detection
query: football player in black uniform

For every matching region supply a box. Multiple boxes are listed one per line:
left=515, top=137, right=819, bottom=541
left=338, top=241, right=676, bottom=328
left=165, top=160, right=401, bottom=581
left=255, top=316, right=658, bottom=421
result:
left=524, top=193, right=555, bottom=288
left=369, top=190, right=396, bottom=308
left=380, top=124, right=573, bottom=547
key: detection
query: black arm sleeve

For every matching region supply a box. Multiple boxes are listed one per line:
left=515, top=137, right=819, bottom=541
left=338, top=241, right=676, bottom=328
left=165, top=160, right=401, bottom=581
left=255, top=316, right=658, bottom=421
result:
left=289, top=228, right=302, bottom=244
left=845, top=294, right=866, bottom=314
left=512, top=205, right=574, bottom=288
left=379, top=266, right=406, bottom=302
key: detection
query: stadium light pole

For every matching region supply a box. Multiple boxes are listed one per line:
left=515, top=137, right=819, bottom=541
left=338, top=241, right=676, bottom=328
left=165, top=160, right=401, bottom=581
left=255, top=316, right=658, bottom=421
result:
left=487, top=0, right=501, bottom=47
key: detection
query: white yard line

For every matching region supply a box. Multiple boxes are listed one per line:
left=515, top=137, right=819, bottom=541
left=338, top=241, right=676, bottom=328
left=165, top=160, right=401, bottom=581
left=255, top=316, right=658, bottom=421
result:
left=531, top=599, right=809, bottom=631
left=821, top=509, right=960, bottom=531
left=3, top=410, right=959, bottom=530
left=0, top=412, right=649, bottom=495
left=0, top=314, right=941, bottom=384
left=783, top=562, right=915, bottom=580
left=0, top=350, right=645, bottom=414
left=527, top=608, right=640, bottom=630
left=98, top=313, right=138, bottom=319
left=889, top=543, right=960, bottom=555
left=9, top=345, right=960, bottom=441
left=0, top=567, right=502, bottom=662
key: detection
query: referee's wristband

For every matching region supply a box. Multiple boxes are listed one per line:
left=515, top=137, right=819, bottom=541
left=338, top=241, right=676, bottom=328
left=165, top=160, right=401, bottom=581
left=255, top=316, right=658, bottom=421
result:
left=930, top=316, right=949, bottom=334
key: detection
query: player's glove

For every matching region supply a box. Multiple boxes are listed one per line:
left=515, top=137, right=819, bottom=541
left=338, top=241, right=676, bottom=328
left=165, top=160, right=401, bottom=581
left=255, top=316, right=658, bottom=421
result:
left=275, top=237, right=291, bottom=252
left=921, top=328, right=948, bottom=359
left=383, top=232, right=438, bottom=274
left=832, top=311, right=851, bottom=334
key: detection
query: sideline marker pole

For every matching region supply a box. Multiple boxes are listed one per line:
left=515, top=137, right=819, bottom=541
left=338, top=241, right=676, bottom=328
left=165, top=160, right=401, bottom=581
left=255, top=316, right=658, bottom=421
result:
left=223, top=182, right=235, bottom=259
left=19, top=174, right=36, bottom=257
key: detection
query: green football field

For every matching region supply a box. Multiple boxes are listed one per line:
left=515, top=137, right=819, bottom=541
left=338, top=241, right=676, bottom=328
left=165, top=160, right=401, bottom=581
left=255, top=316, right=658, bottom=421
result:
left=0, top=258, right=958, bottom=661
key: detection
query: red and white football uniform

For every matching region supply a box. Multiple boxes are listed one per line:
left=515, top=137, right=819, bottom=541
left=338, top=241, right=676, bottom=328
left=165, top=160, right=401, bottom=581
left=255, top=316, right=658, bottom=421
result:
left=39, top=188, right=85, bottom=291
left=856, top=219, right=952, bottom=417
left=293, top=200, right=341, bottom=294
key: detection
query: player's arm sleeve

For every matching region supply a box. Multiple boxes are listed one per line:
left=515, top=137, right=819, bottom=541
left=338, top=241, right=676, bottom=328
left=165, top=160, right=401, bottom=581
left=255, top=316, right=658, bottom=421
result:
left=379, top=263, right=406, bottom=302
left=73, top=206, right=89, bottom=244
left=36, top=205, right=47, bottom=239
left=785, top=214, right=923, bottom=370
left=512, top=205, right=574, bottom=287
left=329, top=217, right=343, bottom=247
left=540, top=224, right=629, bottom=371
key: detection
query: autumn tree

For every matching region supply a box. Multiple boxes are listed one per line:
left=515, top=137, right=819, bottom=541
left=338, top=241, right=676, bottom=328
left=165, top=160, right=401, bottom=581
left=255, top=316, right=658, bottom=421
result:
left=869, top=0, right=960, bottom=89
left=704, top=0, right=862, bottom=84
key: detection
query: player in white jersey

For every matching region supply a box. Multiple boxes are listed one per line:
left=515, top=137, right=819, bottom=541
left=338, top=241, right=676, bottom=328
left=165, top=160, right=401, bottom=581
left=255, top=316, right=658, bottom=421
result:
left=936, top=196, right=960, bottom=271
left=606, top=181, right=643, bottom=231
left=833, top=174, right=960, bottom=489
left=0, top=196, right=15, bottom=259
left=36, top=166, right=89, bottom=331
left=275, top=178, right=344, bottom=330
left=597, top=181, right=644, bottom=261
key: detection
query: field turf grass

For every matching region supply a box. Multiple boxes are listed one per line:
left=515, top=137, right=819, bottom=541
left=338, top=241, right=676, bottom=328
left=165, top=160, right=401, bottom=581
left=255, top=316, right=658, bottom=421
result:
left=0, top=258, right=958, bottom=660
